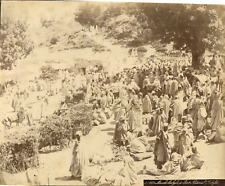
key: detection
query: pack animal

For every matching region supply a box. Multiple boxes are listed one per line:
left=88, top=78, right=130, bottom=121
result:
left=2, top=110, right=25, bottom=128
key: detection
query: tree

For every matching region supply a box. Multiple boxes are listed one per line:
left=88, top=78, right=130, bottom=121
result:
left=75, top=2, right=150, bottom=45
left=0, top=19, right=33, bottom=70
left=138, top=4, right=225, bottom=69
left=75, top=2, right=103, bottom=26
left=39, top=65, right=59, bottom=81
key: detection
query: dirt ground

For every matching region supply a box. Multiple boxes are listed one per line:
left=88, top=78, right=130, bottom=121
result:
left=1, top=116, right=225, bottom=185
left=0, top=28, right=225, bottom=185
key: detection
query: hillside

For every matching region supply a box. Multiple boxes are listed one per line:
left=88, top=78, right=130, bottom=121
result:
left=1, top=13, right=161, bottom=85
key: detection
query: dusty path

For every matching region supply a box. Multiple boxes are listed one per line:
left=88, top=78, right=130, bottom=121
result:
left=33, top=118, right=225, bottom=185
left=2, top=110, right=225, bottom=185
left=36, top=118, right=116, bottom=185
left=1, top=29, right=225, bottom=185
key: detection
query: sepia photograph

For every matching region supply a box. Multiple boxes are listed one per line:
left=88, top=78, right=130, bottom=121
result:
left=0, top=1, right=225, bottom=185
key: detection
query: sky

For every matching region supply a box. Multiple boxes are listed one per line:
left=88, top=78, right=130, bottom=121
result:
left=1, top=1, right=81, bottom=25
left=2, top=0, right=225, bottom=24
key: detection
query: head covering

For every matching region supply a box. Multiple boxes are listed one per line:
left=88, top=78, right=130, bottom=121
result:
left=76, top=131, right=83, bottom=137
left=131, top=89, right=135, bottom=94
left=119, top=116, right=126, bottom=122
left=164, top=123, right=168, bottom=127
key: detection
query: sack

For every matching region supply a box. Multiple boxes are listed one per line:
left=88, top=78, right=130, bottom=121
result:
left=131, top=152, right=152, bottom=161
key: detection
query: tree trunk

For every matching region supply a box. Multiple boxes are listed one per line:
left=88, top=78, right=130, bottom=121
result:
left=191, top=49, right=205, bottom=69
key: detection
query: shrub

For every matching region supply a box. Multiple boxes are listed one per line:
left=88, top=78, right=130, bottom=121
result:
left=63, top=103, right=93, bottom=136
left=137, top=46, right=147, bottom=52
left=38, top=103, right=93, bottom=150
left=0, top=128, right=39, bottom=174
left=39, top=65, right=59, bottom=81
left=50, top=37, right=58, bottom=45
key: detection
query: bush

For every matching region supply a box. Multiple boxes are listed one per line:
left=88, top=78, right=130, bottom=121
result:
left=0, top=20, right=34, bottom=70
left=50, top=37, right=58, bottom=45
left=39, top=65, right=59, bottom=81
left=127, top=39, right=143, bottom=47
left=137, top=46, right=147, bottom=52
left=0, top=128, right=39, bottom=174
left=62, top=103, right=93, bottom=137
left=92, top=45, right=107, bottom=53
left=0, top=103, right=94, bottom=173
left=38, top=115, right=71, bottom=150
left=38, top=103, right=93, bottom=150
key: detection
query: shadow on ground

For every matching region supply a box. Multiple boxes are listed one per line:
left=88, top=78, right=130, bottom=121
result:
left=55, top=176, right=81, bottom=181
left=107, top=131, right=114, bottom=136
left=100, top=127, right=114, bottom=132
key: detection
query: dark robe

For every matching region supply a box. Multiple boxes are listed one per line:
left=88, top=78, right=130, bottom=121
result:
left=113, top=121, right=127, bottom=145
left=154, top=130, right=170, bottom=169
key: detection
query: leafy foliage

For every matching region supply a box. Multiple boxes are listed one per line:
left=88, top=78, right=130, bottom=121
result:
left=75, top=3, right=225, bottom=68
left=75, top=3, right=150, bottom=46
left=38, top=115, right=71, bottom=150
left=0, top=103, right=93, bottom=173
left=39, top=65, right=59, bottom=81
left=0, top=20, right=34, bottom=70
left=137, top=4, right=225, bottom=68
left=50, top=37, right=59, bottom=45
left=75, top=2, right=103, bottom=26
left=0, top=128, right=39, bottom=173
left=40, top=18, right=54, bottom=28
left=38, top=103, right=93, bottom=150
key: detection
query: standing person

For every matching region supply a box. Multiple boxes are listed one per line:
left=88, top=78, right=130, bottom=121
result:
left=100, top=92, right=107, bottom=109
left=211, top=92, right=223, bottom=130
left=128, top=93, right=142, bottom=132
left=119, top=81, right=127, bottom=99
left=151, top=91, right=159, bottom=110
left=172, top=96, right=183, bottom=122
left=138, top=92, right=143, bottom=111
left=165, top=76, right=172, bottom=97
left=170, top=78, right=179, bottom=99
left=17, top=106, right=25, bottom=126
left=192, top=95, right=201, bottom=138
left=143, top=75, right=150, bottom=96
left=85, top=83, right=92, bottom=104
left=209, top=54, right=217, bottom=69
left=11, top=93, right=20, bottom=112
left=187, top=91, right=197, bottom=118
left=25, top=105, right=33, bottom=126
left=112, top=98, right=122, bottom=122
left=152, top=107, right=167, bottom=136
left=154, top=123, right=171, bottom=169
left=113, top=116, right=128, bottom=146
left=172, top=121, right=183, bottom=153
left=130, top=78, right=140, bottom=94
left=69, top=131, right=89, bottom=180
left=106, top=89, right=114, bottom=107
left=177, top=128, right=190, bottom=156
left=142, top=94, right=152, bottom=114
left=182, top=76, right=191, bottom=98
left=195, top=101, right=207, bottom=142
left=116, top=96, right=128, bottom=122
left=161, top=95, right=171, bottom=122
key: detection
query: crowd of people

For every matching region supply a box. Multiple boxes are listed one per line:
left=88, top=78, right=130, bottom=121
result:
left=68, top=53, right=225, bottom=184
left=1, top=52, right=224, bottom=184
